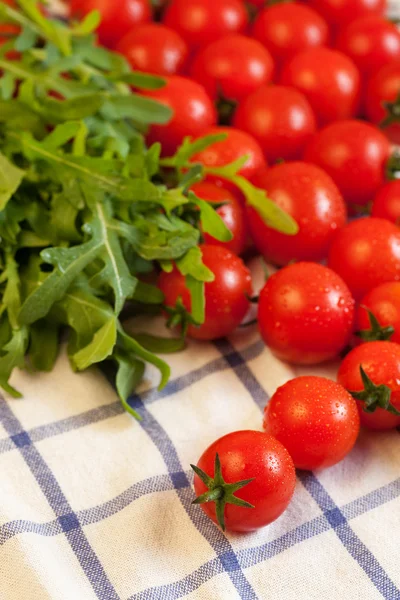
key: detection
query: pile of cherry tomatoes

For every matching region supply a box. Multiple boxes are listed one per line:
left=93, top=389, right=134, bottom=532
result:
left=70, top=0, right=400, bottom=534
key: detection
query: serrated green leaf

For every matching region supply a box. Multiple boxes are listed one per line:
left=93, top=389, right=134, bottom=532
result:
left=72, top=317, right=117, bottom=370
left=118, top=328, right=170, bottom=390
left=134, top=333, right=185, bottom=354
left=101, top=94, right=172, bottom=124
left=189, top=191, right=233, bottom=242
left=117, top=72, right=166, bottom=90
left=114, top=352, right=144, bottom=419
left=29, top=320, right=59, bottom=371
left=185, top=275, right=205, bottom=325
left=176, top=246, right=214, bottom=282
left=71, top=10, right=101, bottom=35
left=0, top=151, right=25, bottom=211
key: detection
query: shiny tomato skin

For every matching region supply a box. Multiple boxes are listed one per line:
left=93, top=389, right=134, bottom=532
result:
left=142, top=76, right=216, bottom=157
left=337, top=341, right=400, bottom=430
left=163, top=0, right=248, bottom=51
left=366, top=61, right=400, bottom=145
left=280, top=48, right=361, bottom=126
left=372, top=181, right=400, bottom=223
left=233, top=85, right=317, bottom=163
left=159, top=245, right=252, bottom=340
left=190, top=34, right=274, bottom=103
left=190, top=182, right=247, bottom=255
left=252, top=3, right=329, bottom=68
left=69, top=0, right=152, bottom=48
left=308, top=0, right=386, bottom=27
left=328, top=218, right=400, bottom=301
left=264, top=377, right=360, bottom=470
left=304, top=120, right=391, bottom=208
left=194, top=430, right=296, bottom=532
left=357, top=282, right=400, bottom=345
left=336, top=16, right=400, bottom=77
left=116, top=24, right=188, bottom=76
left=248, top=162, right=346, bottom=266
left=258, top=262, right=355, bottom=365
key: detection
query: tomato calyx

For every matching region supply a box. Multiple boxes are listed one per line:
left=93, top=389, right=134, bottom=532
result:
left=164, top=297, right=198, bottom=337
left=381, top=92, right=400, bottom=129
left=355, top=308, right=394, bottom=342
left=349, top=366, right=400, bottom=416
left=191, top=453, right=255, bottom=531
left=217, top=97, right=237, bottom=126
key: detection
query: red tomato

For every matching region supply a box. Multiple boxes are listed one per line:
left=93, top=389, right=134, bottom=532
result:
left=304, top=120, right=391, bottom=208
left=366, top=61, right=400, bottom=145
left=252, top=3, right=329, bottom=68
left=116, top=24, right=188, bottom=76
left=159, top=245, right=252, bottom=340
left=258, top=262, right=355, bottom=365
left=163, top=0, right=248, bottom=51
left=336, top=17, right=400, bottom=77
left=142, top=76, right=216, bottom=157
left=328, top=218, right=400, bottom=301
left=372, top=180, right=400, bottom=223
left=233, top=85, right=317, bottom=163
left=190, top=182, right=247, bottom=255
left=308, top=0, right=386, bottom=27
left=193, top=430, right=296, bottom=532
left=337, top=341, right=400, bottom=430
left=356, top=282, right=400, bottom=345
left=190, top=34, right=274, bottom=103
left=264, top=376, right=360, bottom=470
left=69, top=0, right=152, bottom=48
left=248, top=162, right=346, bottom=266
left=280, top=48, right=361, bottom=126
left=191, top=126, right=266, bottom=183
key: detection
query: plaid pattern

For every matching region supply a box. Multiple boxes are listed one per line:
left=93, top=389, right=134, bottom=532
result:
left=1, top=256, right=400, bottom=599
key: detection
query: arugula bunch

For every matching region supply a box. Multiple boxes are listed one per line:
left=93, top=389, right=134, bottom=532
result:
left=0, top=1, right=297, bottom=417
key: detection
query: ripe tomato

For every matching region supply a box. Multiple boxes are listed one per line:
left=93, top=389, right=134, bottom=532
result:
left=264, top=376, right=360, bottom=470
left=280, top=48, right=361, bottom=126
left=337, top=341, right=400, bottom=430
left=336, top=17, right=400, bottom=77
left=308, top=0, right=386, bottom=27
left=163, top=0, right=248, bottom=51
left=192, top=430, right=296, bottom=532
left=356, top=282, right=400, bottom=345
left=190, top=182, right=247, bottom=255
left=191, top=126, right=266, bottom=183
left=159, top=245, right=252, bottom=340
left=372, top=180, right=400, bottom=223
left=328, top=218, right=400, bottom=301
left=252, top=3, right=329, bottom=68
left=258, top=262, right=355, bottom=365
left=116, top=24, right=188, bottom=76
left=142, top=76, right=216, bottom=157
left=304, top=120, right=391, bottom=208
left=248, top=162, right=346, bottom=266
left=190, top=34, right=274, bottom=103
left=366, top=61, right=400, bottom=145
left=233, top=85, right=317, bottom=163
left=69, top=0, right=152, bottom=48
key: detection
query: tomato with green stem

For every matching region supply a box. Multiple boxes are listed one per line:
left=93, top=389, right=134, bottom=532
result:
left=356, top=282, right=400, bottom=344
left=366, top=61, right=400, bottom=145
left=337, top=341, right=400, bottom=430
left=192, top=430, right=296, bottom=532
left=264, top=376, right=360, bottom=471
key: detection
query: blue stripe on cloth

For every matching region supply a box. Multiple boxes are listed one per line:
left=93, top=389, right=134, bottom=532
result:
left=0, top=397, right=119, bottom=600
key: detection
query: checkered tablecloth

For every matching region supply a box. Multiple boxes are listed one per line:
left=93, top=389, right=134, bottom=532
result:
left=1, top=256, right=400, bottom=600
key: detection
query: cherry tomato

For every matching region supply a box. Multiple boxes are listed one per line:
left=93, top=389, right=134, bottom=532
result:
left=336, top=16, right=400, bottom=77
left=308, top=0, right=386, bottom=27
left=304, top=120, right=391, bottom=208
left=280, top=48, right=361, bottom=126
left=258, top=262, right=355, bottom=365
left=252, top=3, right=329, bottom=68
left=337, top=341, right=400, bottom=430
left=192, top=430, right=296, bottom=532
left=248, top=162, right=346, bottom=266
left=233, top=85, right=317, bottom=163
left=366, top=61, right=400, bottom=145
left=116, top=24, right=188, bottom=76
left=142, top=76, right=216, bottom=157
left=190, top=34, right=274, bottom=103
left=372, top=180, right=400, bottom=223
left=191, top=126, right=266, bottom=183
left=264, top=376, right=360, bottom=470
left=163, top=0, right=248, bottom=51
left=190, top=182, right=247, bottom=255
left=69, top=0, right=152, bottom=48
left=356, top=282, right=400, bottom=345
left=159, top=245, right=252, bottom=340
left=328, top=218, right=400, bottom=301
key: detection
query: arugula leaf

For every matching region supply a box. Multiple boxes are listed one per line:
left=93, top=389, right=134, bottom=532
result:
left=0, top=152, right=25, bottom=211
left=72, top=317, right=117, bottom=370
left=133, top=333, right=185, bottom=354
left=29, top=320, right=59, bottom=372
left=114, top=352, right=144, bottom=420
left=188, top=191, right=233, bottom=242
